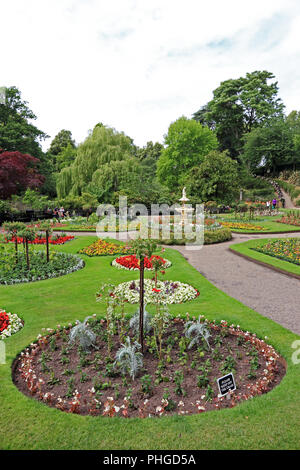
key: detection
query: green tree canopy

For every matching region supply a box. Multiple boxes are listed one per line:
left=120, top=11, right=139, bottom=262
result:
left=242, top=118, right=295, bottom=175
left=48, top=129, right=75, bottom=155
left=185, top=150, right=239, bottom=204
left=0, top=86, right=48, bottom=156
left=193, top=71, right=285, bottom=158
left=157, top=116, right=218, bottom=190
left=0, top=86, right=56, bottom=196
left=56, top=123, right=138, bottom=201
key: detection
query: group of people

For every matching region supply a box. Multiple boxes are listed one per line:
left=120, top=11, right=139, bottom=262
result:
left=52, top=207, right=69, bottom=219
left=266, top=198, right=284, bottom=210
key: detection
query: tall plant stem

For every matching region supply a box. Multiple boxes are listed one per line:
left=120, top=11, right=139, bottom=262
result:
left=46, top=230, right=49, bottom=263
left=25, top=239, right=30, bottom=270
left=139, top=257, right=145, bottom=353
left=14, top=236, right=18, bottom=264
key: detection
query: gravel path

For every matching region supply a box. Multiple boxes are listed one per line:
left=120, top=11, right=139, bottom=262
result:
left=173, top=232, right=300, bottom=336
left=281, top=188, right=298, bottom=209
left=56, top=229, right=300, bottom=335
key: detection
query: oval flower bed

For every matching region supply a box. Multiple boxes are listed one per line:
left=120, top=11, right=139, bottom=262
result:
left=78, top=239, right=129, bottom=257
left=12, top=317, right=285, bottom=418
left=0, top=252, right=85, bottom=285
left=113, top=279, right=199, bottom=304
left=112, top=254, right=172, bottom=271
left=0, top=309, right=23, bottom=339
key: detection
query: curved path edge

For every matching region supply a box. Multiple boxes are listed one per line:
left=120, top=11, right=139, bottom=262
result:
left=229, top=246, right=300, bottom=281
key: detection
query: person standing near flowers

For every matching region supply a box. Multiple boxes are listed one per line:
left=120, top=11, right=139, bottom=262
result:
left=272, top=198, right=277, bottom=210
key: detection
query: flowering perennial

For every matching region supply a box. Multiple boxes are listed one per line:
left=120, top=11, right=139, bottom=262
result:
left=7, top=234, right=74, bottom=245
left=252, top=238, right=300, bottom=266
left=112, top=254, right=171, bottom=271
left=0, top=309, right=23, bottom=339
left=113, top=279, right=199, bottom=304
left=78, top=239, right=129, bottom=257
left=220, top=221, right=267, bottom=231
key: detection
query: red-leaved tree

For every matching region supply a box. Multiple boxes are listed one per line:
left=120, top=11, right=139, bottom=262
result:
left=0, top=149, right=45, bottom=199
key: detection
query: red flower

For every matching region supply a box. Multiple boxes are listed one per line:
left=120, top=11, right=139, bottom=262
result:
left=0, top=311, right=10, bottom=333
left=152, top=288, right=161, bottom=293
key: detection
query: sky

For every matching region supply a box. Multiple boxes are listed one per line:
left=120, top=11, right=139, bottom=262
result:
left=1, top=0, right=300, bottom=151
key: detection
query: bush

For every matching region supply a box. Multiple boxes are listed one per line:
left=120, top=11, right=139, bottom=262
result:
left=204, top=228, right=232, bottom=244
left=158, top=228, right=232, bottom=245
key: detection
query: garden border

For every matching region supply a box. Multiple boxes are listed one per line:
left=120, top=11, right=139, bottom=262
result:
left=229, top=246, right=300, bottom=281
left=231, top=229, right=300, bottom=234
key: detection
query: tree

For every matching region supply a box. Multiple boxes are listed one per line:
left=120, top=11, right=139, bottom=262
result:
left=193, top=71, right=285, bottom=158
left=185, top=151, right=240, bottom=204
left=286, top=111, right=300, bottom=170
left=17, top=227, right=36, bottom=270
left=22, top=188, right=49, bottom=210
left=55, top=143, right=77, bottom=171
left=0, top=150, right=44, bottom=199
left=56, top=124, right=137, bottom=200
left=48, top=129, right=75, bottom=156
left=3, top=222, right=25, bottom=264
left=0, top=86, right=55, bottom=196
left=48, top=130, right=77, bottom=172
left=242, top=119, right=295, bottom=175
left=128, top=238, right=157, bottom=353
left=0, top=87, right=48, bottom=156
left=38, top=220, right=53, bottom=263
left=157, top=116, right=218, bottom=190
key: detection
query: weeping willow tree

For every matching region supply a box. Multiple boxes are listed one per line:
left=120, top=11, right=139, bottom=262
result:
left=56, top=123, right=137, bottom=200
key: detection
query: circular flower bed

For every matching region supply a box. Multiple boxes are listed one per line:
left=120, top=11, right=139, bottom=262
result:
left=12, top=317, right=285, bottom=418
left=112, top=254, right=172, bottom=271
left=0, top=309, right=23, bottom=339
left=0, top=252, right=85, bottom=285
left=113, top=279, right=199, bottom=304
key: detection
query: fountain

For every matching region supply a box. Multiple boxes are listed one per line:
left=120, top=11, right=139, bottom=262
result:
left=176, top=187, right=194, bottom=226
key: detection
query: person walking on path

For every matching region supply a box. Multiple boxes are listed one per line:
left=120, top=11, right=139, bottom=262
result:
left=272, top=198, right=277, bottom=210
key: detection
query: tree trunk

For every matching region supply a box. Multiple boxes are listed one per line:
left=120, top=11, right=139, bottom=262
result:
left=14, top=236, right=18, bottom=264
left=139, top=257, right=145, bottom=353
left=25, top=239, right=30, bottom=270
left=46, top=230, right=49, bottom=263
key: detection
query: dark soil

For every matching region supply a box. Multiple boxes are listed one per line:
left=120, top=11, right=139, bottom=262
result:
left=12, top=318, right=286, bottom=418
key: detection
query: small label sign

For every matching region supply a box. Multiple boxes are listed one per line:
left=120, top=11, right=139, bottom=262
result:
left=217, top=373, right=236, bottom=396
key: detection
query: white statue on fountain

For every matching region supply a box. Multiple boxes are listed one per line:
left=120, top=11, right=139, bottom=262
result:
left=177, top=187, right=194, bottom=225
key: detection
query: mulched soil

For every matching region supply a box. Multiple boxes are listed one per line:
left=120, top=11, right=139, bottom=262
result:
left=12, top=318, right=286, bottom=418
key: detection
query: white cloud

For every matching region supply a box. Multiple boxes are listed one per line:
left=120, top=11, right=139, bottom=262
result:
left=1, top=0, right=300, bottom=149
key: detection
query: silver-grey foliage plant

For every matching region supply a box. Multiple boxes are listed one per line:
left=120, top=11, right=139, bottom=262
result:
left=184, top=316, right=211, bottom=350
left=129, top=305, right=152, bottom=335
left=114, top=336, right=143, bottom=380
left=69, top=316, right=97, bottom=351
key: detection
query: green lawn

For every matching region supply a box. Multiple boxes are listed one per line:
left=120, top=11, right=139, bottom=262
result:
left=0, top=236, right=299, bottom=450
left=216, top=212, right=300, bottom=233
left=230, top=238, right=300, bottom=277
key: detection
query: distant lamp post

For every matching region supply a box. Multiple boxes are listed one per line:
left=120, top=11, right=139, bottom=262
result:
left=240, top=189, right=243, bottom=201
